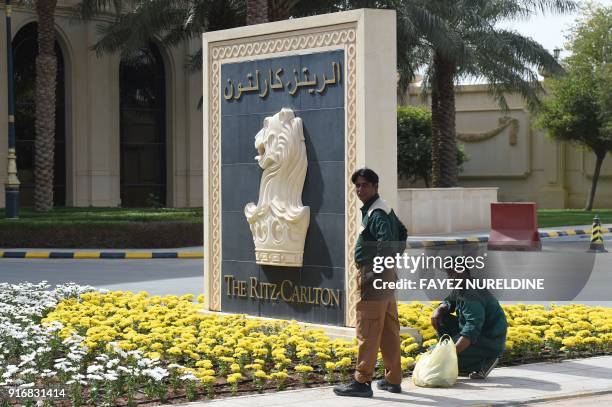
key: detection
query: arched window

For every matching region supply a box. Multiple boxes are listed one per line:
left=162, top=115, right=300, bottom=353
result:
left=13, top=22, right=66, bottom=206
left=119, top=43, right=167, bottom=207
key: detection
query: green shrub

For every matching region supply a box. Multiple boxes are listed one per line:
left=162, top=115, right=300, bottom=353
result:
left=397, top=106, right=467, bottom=187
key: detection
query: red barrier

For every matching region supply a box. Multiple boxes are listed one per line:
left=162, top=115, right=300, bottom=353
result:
left=487, top=203, right=541, bottom=251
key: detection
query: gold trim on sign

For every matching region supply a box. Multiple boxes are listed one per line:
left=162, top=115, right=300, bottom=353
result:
left=344, top=42, right=358, bottom=328
left=208, top=27, right=357, bottom=323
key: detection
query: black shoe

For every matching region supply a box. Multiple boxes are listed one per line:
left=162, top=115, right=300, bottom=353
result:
left=333, top=379, right=373, bottom=397
left=376, top=378, right=401, bottom=393
left=469, top=357, right=499, bottom=379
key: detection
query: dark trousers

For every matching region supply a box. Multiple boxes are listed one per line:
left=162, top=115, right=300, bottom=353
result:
left=436, top=313, right=499, bottom=374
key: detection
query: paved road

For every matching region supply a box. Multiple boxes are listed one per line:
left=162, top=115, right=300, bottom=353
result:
left=0, top=257, right=204, bottom=298
left=399, top=235, right=612, bottom=306
left=0, top=236, right=610, bottom=305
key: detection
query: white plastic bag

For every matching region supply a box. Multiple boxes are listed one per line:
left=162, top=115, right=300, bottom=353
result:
left=412, top=334, right=458, bottom=387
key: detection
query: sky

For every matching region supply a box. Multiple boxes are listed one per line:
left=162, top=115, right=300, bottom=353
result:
left=500, top=0, right=612, bottom=58
left=451, top=0, right=611, bottom=84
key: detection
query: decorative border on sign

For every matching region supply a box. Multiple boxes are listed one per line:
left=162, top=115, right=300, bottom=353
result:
left=207, top=28, right=358, bottom=327
left=344, top=42, right=358, bottom=328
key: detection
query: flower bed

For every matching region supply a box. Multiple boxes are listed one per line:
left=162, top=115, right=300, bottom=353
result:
left=1, top=283, right=611, bottom=406
left=397, top=302, right=612, bottom=362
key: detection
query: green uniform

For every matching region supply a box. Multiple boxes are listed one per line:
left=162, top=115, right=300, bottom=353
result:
left=439, top=288, right=508, bottom=373
left=354, top=193, right=403, bottom=265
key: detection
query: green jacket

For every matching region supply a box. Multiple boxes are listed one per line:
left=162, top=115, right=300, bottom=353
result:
left=354, top=193, right=401, bottom=265
left=444, top=288, right=508, bottom=357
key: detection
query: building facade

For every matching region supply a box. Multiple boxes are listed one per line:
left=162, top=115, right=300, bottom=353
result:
left=403, top=84, right=612, bottom=209
left=1, top=4, right=610, bottom=210
left=0, top=1, right=203, bottom=208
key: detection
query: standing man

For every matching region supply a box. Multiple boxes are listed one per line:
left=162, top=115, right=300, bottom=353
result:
left=334, top=168, right=406, bottom=397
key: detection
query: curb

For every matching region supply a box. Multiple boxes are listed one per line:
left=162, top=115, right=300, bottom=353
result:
left=0, top=251, right=203, bottom=259
left=1, top=227, right=609, bottom=258
left=539, top=226, right=610, bottom=238
left=406, top=227, right=611, bottom=248
left=407, top=237, right=488, bottom=248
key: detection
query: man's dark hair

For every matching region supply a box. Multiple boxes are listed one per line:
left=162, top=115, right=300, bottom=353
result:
left=351, top=168, right=379, bottom=185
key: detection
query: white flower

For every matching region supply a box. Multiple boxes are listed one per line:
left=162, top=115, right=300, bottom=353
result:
left=106, top=359, right=119, bottom=369
left=18, top=352, right=36, bottom=366
left=103, top=372, right=119, bottom=381
left=180, top=373, right=198, bottom=381
left=87, top=365, right=104, bottom=374
left=117, top=366, right=132, bottom=374
left=2, top=365, right=19, bottom=379
left=143, top=367, right=169, bottom=381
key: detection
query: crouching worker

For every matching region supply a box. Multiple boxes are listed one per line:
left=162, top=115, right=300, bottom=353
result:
left=431, top=265, right=508, bottom=379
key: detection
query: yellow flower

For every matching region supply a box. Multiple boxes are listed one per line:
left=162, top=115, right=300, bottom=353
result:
left=200, top=375, right=215, bottom=384
left=335, top=357, right=352, bottom=368
left=401, top=356, right=415, bottom=369
left=227, top=373, right=243, bottom=384
left=294, top=365, right=313, bottom=373
left=270, top=371, right=288, bottom=381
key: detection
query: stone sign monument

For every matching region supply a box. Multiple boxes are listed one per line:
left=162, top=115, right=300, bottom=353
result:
left=203, top=9, right=397, bottom=327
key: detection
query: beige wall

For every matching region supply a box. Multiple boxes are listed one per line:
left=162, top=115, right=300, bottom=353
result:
left=403, top=84, right=612, bottom=209
left=4, top=3, right=610, bottom=210
left=0, top=1, right=203, bottom=207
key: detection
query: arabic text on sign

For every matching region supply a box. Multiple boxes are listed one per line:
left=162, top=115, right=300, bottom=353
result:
left=224, top=61, right=342, bottom=101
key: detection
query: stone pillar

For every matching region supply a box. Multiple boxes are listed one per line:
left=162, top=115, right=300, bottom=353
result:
left=203, top=9, right=397, bottom=327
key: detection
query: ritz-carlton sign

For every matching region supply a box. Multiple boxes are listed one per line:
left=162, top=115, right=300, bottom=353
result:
left=203, top=9, right=397, bottom=327
left=224, top=275, right=342, bottom=307
left=223, top=61, right=341, bottom=100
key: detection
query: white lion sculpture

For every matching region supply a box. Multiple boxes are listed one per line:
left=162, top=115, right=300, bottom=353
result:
left=244, top=108, right=310, bottom=267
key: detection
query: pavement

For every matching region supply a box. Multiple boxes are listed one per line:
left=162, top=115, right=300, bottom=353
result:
left=176, top=356, right=612, bottom=406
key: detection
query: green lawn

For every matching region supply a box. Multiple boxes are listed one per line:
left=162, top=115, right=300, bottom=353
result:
left=0, top=207, right=203, bottom=227
left=2, top=206, right=609, bottom=229
left=537, top=209, right=612, bottom=228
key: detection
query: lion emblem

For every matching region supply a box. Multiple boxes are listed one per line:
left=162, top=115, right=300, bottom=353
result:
left=244, top=108, right=310, bottom=267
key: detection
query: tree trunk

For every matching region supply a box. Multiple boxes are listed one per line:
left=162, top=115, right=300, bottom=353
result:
left=246, top=0, right=269, bottom=25
left=431, top=67, right=441, bottom=187
left=584, top=151, right=606, bottom=211
left=34, top=0, right=58, bottom=211
left=431, top=52, right=457, bottom=187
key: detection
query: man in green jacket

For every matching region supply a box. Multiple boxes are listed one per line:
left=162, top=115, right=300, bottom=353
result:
left=334, top=168, right=406, bottom=398
left=431, top=267, right=508, bottom=379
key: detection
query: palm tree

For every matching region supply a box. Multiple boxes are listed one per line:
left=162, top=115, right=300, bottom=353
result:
left=77, top=1, right=245, bottom=65
left=79, top=0, right=576, bottom=189
left=246, top=0, right=267, bottom=24
left=76, top=0, right=326, bottom=69
left=33, top=0, right=58, bottom=211
left=394, top=0, right=576, bottom=187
